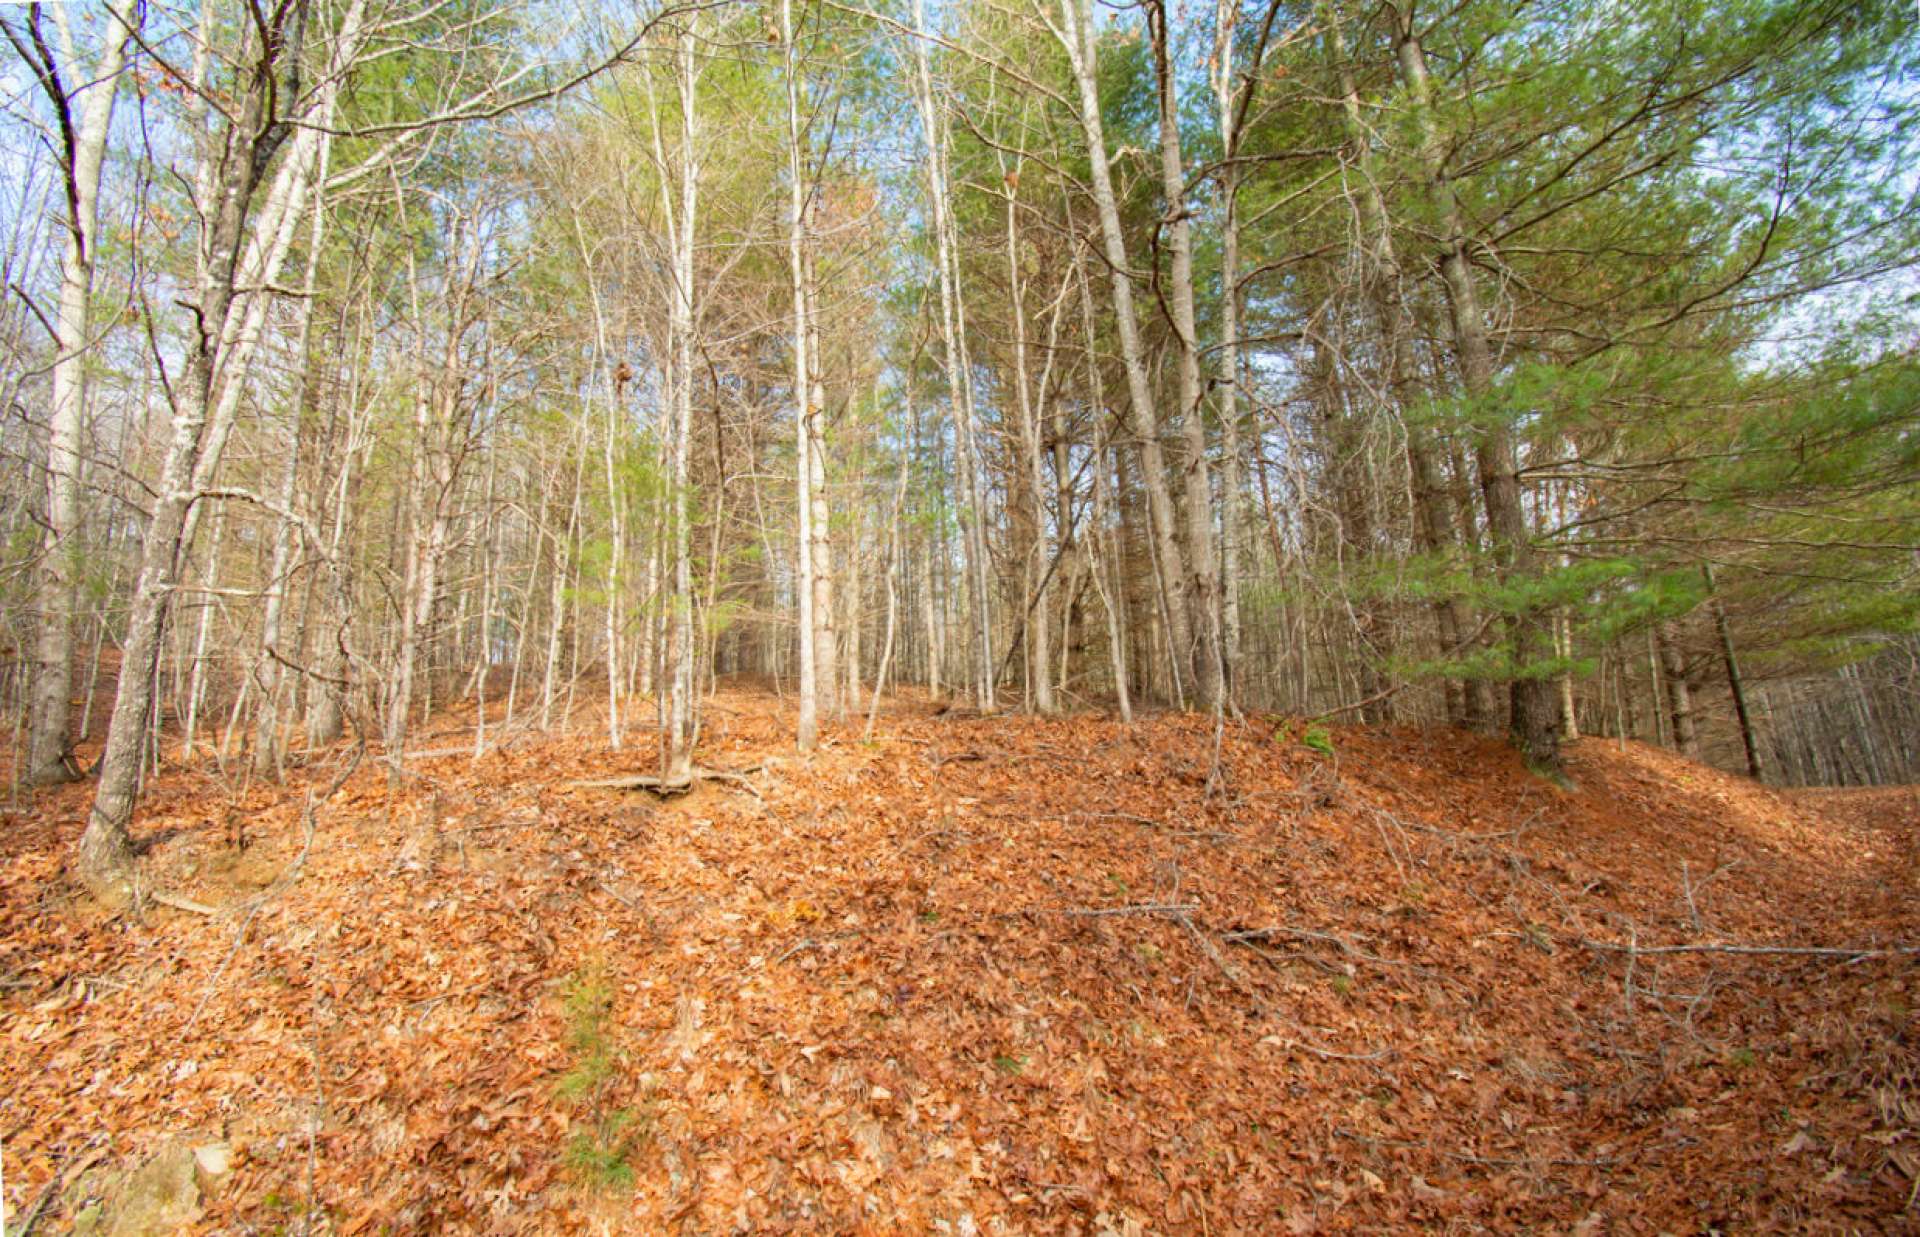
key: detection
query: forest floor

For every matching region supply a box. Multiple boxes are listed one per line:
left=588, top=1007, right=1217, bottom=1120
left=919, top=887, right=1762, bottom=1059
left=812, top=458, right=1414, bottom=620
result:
left=2, top=687, right=1916, bottom=1234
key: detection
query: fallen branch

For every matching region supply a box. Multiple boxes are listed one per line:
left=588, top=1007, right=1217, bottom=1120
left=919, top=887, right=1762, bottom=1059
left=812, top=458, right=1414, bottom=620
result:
left=150, top=890, right=220, bottom=916
left=398, top=746, right=471, bottom=762
left=185, top=734, right=364, bottom=1031
left=566, top=774, right=693, bottom=794
left=1311, top=679, right=1408, bottom=723
left=564, top=762, right=767, bottom=798
left=1070, top=811, right=1237, bottom=842
left=1269, top=1036, right=1393, bottom=1062
left=1333, top=1127, right=1614, bottom=1169
left=1178, top=911, right=1245, bottom=985
left=1059, top=902, right=1199, bottom=918
left=1225, top=924, right=1443, bottom=983
left=1575, top=937, right=1919, bottom=961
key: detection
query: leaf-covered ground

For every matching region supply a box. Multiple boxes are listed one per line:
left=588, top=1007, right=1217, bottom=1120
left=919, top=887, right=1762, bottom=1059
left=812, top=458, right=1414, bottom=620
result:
left=3, top=691, right=1915, bottom=1233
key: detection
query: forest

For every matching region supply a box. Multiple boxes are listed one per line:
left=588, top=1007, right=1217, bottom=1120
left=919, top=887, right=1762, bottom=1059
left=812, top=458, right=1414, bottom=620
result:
left=0, top=0, right=1916, bottom=1230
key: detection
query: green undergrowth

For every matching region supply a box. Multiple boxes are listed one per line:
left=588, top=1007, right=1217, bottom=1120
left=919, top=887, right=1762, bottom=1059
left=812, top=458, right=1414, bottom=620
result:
left=555, top=959, right=649, bottom=1192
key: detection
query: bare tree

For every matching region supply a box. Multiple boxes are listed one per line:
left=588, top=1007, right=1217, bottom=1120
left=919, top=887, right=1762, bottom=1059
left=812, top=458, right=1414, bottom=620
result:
left=78, top=0, right=314, bottom=903
left=662, top=19, right=701, bottom=781
left=1047, top=0, right=1195, bottom=708
left=783, top=0, right=821, bottom=749
left=3, top=2, right=139, bottom=784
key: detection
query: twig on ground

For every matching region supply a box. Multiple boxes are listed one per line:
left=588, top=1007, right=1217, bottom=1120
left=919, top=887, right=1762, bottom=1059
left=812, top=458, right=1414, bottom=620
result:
left=563, top=763, right=767, bottom=798
left=1072, top=810, right=1162, bottom=828
left=1075, top=810, right=1239, bottom=843
left=149, top=889, right=220, bottom=916
left=775, top=938, right=821, bottom=964
left=1225, top=924, right=1446, bottom=983
left=1680, top=858, right=1740, bottom=935
left=1060, top=902, right=1199, bottom=918
left=1577, top=937, right=1919, bottom=961
left=1177, top=911, right=1245, bottom=985
left=1270, top=1034, right=1392, bottom=1062
left=1333, top=1127, right=1615, bottom=1169
left=186, top=741, right=363, bottom=1031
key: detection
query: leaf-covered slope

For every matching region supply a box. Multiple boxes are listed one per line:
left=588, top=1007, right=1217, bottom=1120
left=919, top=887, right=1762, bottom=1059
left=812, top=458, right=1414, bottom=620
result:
left=2, top=696, right=1914, bottom=1231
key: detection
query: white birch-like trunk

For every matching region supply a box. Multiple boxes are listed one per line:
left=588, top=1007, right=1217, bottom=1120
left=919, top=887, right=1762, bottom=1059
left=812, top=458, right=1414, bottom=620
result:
left=663, top=24, right=701, bottom=781
left=251, top=149, right=333, bottom=775
left=1001, top=157, right=1055, bottom=713
left=1210, top=0, right=1247, bottom=701
left=803, top=249, right=837, bottom=719
left=21, top=2, right=136, bottom=784
left=1050, top=0, right=1194, bottom=705
left=80, top=2, right=313, bottom=904
left=783, top=0, right=819, bottom=750
left=1147, top=0, right=1224, bottom=711
left=912, top=0, right=995, bottom=710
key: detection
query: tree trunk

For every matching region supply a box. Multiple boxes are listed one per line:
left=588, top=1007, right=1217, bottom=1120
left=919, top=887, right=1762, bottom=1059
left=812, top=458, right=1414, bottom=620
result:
left=12, top=3, right=137, bottom=784
left=1075, top=254, right=1132, bottom=723
left=1147, top=0, right=1224, bottom=712
left=1001, top=162, right=1054, bottom=713
left=663, top=24, right=700, bottom=782
left=783, top=0, right=818, bottom=750
left=1393, top=13, right=1558, bottom=768
left=1327, top=9, right=1475, bottom=726
left=79, top=0, right=311, bottom=905
left=252, top=180, right=330, bottom=776
left=912, top=0, right=994, bottom=711
left=1704, top=567, right=1763, bottom=779
left=1657, top=621, right=1699, bottom=759
left=1209, top=0, right=1249, bottom=703
left=803, top=246, right=837, bottom=719
left=1053, top=0, right=1194, bottom=709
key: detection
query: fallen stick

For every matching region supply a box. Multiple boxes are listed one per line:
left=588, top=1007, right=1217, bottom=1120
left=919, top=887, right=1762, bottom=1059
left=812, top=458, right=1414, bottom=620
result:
left=567, top=774, right=696, bottom=794
left=563, top=763, right=768, bottom=799
left=1059, top=902, right=1199, bottom=918
left=1575, top=938, right=1919, bottom=961
left=150, top=890, right=220, bottom=916
left=1333, top=1126, right=1614, bottom=1169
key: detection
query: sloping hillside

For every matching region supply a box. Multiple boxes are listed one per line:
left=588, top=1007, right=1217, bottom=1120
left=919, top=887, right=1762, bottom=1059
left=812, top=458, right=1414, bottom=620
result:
left=3, top=696, right=1915, bottom=1232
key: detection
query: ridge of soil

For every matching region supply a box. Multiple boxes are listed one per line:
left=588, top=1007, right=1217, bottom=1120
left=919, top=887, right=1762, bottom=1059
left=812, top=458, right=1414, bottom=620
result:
left=3, top=692, right=1915, bottom=1232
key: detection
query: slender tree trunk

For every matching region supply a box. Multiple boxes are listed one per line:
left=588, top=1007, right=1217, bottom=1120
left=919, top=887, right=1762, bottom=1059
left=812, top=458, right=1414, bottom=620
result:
left=387, top=219, right=467, bottom=763
left=1703, top=565, right=1763, bottom=779
left=1053, top=0, right=1195, bottom=707
left=1557, top=610, right=1579, bottom=741
left=79, top=3, right=311, bottom=904
left=663, top=24, right=700, bottom=782
left=180, top=501, right=228, bottom=761
left=304, top=350, right=360, bottom=750
left=912, top=0, right=993, bottom=710
left=866, top=426, right=914, bottom=737
left=14, top=3, right=137, bottom=784
left=1000, top=161, right=1055, bottom=713
left=541, top=445, right=582, bottom=730
left=1393, top=14, right=1558, bottom=767
left=783, top=0, right=818, bottom=749
left=1073, top=253, right=1132, bottom=722
left=803, top=248, right=837, bottom=719
left=1657, top=621, right=1698, bottom=759
left=1205, top=48, right=1251, bottom=699
left=1327, top=9, right=1474, bottom=725
left=1146, top=0, right=1224, bottom=712
left=921, top=415, right=944, bottom=701
left=252, top=183, right=330, bottom=775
